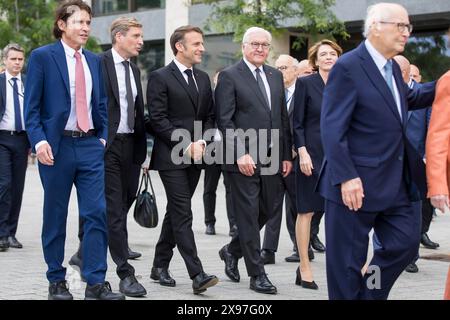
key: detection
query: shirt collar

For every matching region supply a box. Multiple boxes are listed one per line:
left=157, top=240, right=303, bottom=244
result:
left=365, top=39, right=388, bottom=72
left=287, top=82, right=296, bottom=94
left=61, top=39, right=83, bottom=58
left=173, top=58, right=193, bottom=75
left=111, top=47, right=129, bottom=65
left=243, top=57, right=264, bottom=74
left=5, top=70, right=21, bottom=82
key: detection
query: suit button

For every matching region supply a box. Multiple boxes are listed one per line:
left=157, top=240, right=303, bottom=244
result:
left=398, top=156, right=403, bottom=161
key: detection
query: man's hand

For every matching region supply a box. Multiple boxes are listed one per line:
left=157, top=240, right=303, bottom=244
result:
left=341, top=178, right=364, bottom=211
left=430, top=195, right=449, bottom=213
left=237, top=154, right=256, bottom=176
left=282, top=161, right=293, bottom=178
left=36, top=142, right=54, bottom=166
left=187, top=141, right=205, bottom=161
left=298, top=147, right=313, bottom=176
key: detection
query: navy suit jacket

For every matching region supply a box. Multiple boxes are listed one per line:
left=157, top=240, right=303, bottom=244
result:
left=318, top=42, right=435, bottom=211
left=0, top=73, right=6, bottom=123
left=24, top=41, right=107, bottom=156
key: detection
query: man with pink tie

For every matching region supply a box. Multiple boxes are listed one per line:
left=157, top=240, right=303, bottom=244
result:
left=24, top=0, right=124, bottom=300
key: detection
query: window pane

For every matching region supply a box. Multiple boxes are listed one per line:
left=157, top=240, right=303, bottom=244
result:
left=93, top=0, right=129, bottom=16
left=135, top=0, right=165, bottom=11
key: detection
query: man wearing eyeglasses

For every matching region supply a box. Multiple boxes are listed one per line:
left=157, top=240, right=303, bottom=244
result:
left=216, top=27, right=292, bottom=294
left=0, top=43, right=29, bottom=252
left=318, top=3, right=436, bottom=299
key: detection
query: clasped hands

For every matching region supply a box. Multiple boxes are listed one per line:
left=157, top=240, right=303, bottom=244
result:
left=187, top=141, right=206, bottom=161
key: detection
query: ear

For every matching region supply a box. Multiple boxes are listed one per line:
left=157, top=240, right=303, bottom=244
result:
left=175, top=41, right=184, bottom=53
left=57, top=19, right=66, bottom=33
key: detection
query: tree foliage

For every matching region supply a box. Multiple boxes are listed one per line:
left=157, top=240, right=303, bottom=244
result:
left=0, top=0, right=101, bottom=60
left=201, top=0, right=348, bottom=44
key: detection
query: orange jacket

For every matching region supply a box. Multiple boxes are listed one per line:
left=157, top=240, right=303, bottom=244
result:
left=426, top=70, right=450, bottom=197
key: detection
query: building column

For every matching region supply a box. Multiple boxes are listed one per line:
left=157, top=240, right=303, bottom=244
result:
left=269, top=30, right=290, bottom=65
left=165, top=0, right=190, bottom=64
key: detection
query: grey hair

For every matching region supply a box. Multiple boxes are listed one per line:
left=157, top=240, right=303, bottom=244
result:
left=2, top=43, right=24, bottom=60
left=277, top=54, right=299, bottom=67
left=363, top=3, right=402, bottom=38
left=242, top=27, right=272, bottom=44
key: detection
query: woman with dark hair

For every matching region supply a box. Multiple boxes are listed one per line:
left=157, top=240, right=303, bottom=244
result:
left=293, top=39, right=342, bottom=290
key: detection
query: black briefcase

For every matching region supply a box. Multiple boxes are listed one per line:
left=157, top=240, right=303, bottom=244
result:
left=134, top=170, right=158, bottom=228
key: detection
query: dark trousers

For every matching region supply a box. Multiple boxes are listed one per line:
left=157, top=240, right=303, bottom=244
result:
left=203, top=164, right=235, bottom=228
left=227, top=171, right=283, bottom=277
left=153, top=166, right=203, bottom=279
left=104, top=135, right=136, bottom=280
left=0, top=132, right=29, bottom=238
left=421, top=197, right=434, bottom=234
left=39, top=136, right=107, bottom=285
left=325, top=182, right=420, bottom=300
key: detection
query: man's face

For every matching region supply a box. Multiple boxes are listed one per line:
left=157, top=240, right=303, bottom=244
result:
left=298, top=63, right=314, bottom=78
left=373, top=7, right=411, bottom=58
left=176, top=31, right=205, bottom=66
left=3, top=50, right=24, bottom=76
left=410, top=65, right=422, bottom=83
left=242, top=32, right=270, bottom=67
left=115, top=27, right=143, bottom=59
left=275, top=56, right=297, bottom=87
left=59, top=9, right=91, bottom=50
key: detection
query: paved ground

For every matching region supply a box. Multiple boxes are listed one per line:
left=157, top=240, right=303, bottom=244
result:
left=0, top=163, right=449, bottom=300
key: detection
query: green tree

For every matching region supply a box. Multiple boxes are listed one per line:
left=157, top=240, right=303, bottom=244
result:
left=0, top=0, right=101, bottom=60
left=201, top=0, right=348, bottom=45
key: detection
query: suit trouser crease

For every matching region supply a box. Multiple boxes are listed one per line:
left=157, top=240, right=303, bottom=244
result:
left=153, top=167, right=203, bottom=278
left=39, top=136, right=108, bottom=285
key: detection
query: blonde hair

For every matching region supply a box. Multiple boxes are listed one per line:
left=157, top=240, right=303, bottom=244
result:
left=110, top=17, right=143, bottom=44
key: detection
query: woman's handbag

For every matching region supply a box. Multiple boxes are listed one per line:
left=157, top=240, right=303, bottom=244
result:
left=133, top=170, right=158, bottom=228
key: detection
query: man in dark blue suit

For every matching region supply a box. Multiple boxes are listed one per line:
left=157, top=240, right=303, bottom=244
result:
left=24, top=0, right=123, bottom=300
left=318, top=3, right=435, bottom=300
left=0, top=44, right=29, bottom=251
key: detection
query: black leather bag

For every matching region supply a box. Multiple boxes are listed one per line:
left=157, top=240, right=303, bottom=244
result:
left=134, top=170, right=158, bottom=228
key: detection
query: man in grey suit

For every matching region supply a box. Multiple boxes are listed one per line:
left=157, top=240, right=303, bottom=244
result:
left=216, top=27, right=292, bottom=294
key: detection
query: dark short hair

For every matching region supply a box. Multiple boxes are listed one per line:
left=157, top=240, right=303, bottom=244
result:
left=170, top=25, right=204, bottom=56
left=308, top=39, right=343, bottom=72
left=53, top=0, right=92, bottom=39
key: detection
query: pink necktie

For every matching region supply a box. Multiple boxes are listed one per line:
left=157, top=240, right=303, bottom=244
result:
left=74, top=51, right=89, bottom=132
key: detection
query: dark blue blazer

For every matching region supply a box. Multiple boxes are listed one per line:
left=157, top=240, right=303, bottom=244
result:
left=318, top=42, right=435, bottom=211
left=0, top=73, right=6, bottom=122
left=406, top=81, right=431, bottom=159
left=24, top=41, right=107, bottom=156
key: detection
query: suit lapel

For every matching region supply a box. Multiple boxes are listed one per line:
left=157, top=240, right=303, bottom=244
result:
left=392, top=66, right=408, bottom=129
left=193, top=68, right=202, bottom=116
left=84, top=50, right=97, bottom=103
left=169, top=61, right=197, bottom=113
left=51, top=41, right=70, bottom=98
left=0, top=74, right=6, bottom=116
left=358, top=43, right=402, bottom=125
left=104, top=50, right=120, bottom=106
left=264, top=65, right=277, bottom=115
left=238, top=60, right=271, bottom=114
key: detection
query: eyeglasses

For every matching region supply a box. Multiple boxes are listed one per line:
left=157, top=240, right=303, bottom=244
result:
left=246, top=42, right=271, bottom=50
left=277, top=65, right=290, bottom=71
left=378, top=21, right=413, bottom=33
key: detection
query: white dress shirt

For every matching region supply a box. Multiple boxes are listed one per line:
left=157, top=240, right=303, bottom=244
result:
left=365, top=39, right=402, bottom=119
left=0, top=71, right=25, bottom=131
left=111, top=48, right=137, bottom=133
left=243, top=57, right=272, bottom=109
left=285, top=82, right=296, bottom=112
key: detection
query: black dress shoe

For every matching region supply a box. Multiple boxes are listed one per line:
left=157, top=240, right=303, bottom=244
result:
left=310, top=235, right=325, bottom=252
left=192, top=271, right=219, bottom=294
left=250, top=274, right=277, bottom=294
left=68, top=249, right=86, bottom=282
left=295, top=267, right=318, bottom=290
left=260, top=249, right=275, bottom=265
left=8, top=236, right=23, bottom=249
left=119, top=275, right=147, bottom=297
left=0, top=237, right=9, bottom=252
left=285, top=251, right=300, bottom=263
left=405, top=262, right=419, bottom=273
left=420, top=233, right=439, bottom=249
left=205, top=224, right=216, bottom=235
left=48, top=280, right=73, bottom=300
left=85, top=281, right=125, bottom=300
left=150, top=267, right=176, bottom=287
left=128, top=247, right=142, bottom=260
left=219, top=245, right=240, bottom=282
left=229, top=225, right=238, bottom=237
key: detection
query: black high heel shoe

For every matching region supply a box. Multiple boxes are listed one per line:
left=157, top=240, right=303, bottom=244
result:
left=295, top=267, right=318, bottom=290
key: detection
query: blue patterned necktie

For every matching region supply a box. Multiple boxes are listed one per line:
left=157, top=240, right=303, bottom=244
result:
left=383, top=60, right=402, bottom=119
left=11, top=77, right=23, bottom=132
